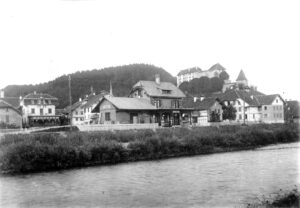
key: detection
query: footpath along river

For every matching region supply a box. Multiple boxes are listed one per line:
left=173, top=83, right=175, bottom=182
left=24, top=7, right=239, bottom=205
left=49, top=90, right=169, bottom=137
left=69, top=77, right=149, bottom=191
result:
left=0, top=142, right=299, bottom=207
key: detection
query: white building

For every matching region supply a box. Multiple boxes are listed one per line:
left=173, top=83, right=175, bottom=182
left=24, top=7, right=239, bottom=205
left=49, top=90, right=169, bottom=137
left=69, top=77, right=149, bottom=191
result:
left=20, top=91, right=59, bottom=127
left=177, top=63, right=227, bottom=86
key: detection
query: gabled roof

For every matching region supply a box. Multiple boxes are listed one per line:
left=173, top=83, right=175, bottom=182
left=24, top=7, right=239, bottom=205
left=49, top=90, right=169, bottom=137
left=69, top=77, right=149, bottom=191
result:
left=208, top=63, right=226, bottom=71
left=236, top=70, right=247, bottom=81
left=81, top=92, right=108, bottom=109
left=177, top=67, right=202, bottom=76
left=255, top=94, right=284, bottom=105
left=23, top=93, right=58, bottom=100
left=132, top=81, right=186, bottom=98
left=92, top=95, right=157, bottom=112
left=0, top=97, right=20, bottom=108
left=0, top=100, right=22, bottom=115
left=182, top=97, right=220, bottom=110
left=64, top=100, right=83, bottom=113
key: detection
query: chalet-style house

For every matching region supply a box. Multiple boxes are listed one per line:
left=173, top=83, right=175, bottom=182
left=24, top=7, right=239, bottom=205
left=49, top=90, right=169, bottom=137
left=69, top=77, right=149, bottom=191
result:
left=183, top=97, right=223, bottom=126
left=0, top=100, right=22, bottom=128
left=177, top=63, right=226, bottom=86
left=20, top=91, right=59, bottom=127
left=92, top=95, right=157, bottom=124
left=92, top=74, right=190, bottom=126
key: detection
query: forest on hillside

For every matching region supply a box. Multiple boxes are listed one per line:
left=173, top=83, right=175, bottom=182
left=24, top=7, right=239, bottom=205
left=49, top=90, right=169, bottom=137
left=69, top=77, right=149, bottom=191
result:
left=3, top=64, right=176, bottom=108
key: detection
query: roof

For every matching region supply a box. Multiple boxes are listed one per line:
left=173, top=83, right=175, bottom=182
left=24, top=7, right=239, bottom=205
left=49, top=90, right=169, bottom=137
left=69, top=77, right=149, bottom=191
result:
left=255, top=94, right=284, bottom=105
left=0, top=97, right=20, bottom=108
left=92, top=95, right=157, bottom=112
left=208, top=63, right=226, bottom=71
left=81, top=92, right=108, bottom=108
left=236, top=70, right=247, bottom=81
left=182, top=97, right=220, bottom=110
left=132, top=81, right=186, bottom=98
left=65, top=100, right=83, bottom=113
left=177, top=67, right=202, bottom=76
left=0, top=100, right=22, bottom=115
left=23, top=92, right=58, bottom=100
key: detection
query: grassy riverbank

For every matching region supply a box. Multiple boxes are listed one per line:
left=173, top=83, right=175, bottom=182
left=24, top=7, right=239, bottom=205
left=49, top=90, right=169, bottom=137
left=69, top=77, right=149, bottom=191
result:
left=0, top=123, right=299, bottom=174
left=247, top=187, right=299, bottom=207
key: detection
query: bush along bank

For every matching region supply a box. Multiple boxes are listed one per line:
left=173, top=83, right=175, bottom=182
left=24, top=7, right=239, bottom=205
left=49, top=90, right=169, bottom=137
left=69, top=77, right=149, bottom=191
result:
left=0, top=123, right=299, bottom=174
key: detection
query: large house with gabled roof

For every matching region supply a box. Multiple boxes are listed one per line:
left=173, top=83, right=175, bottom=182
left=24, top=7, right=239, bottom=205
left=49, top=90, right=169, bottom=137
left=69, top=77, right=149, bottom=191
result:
left=177, top=63, right=226, bottom=86
left=20, top=91, right=60, bottom=127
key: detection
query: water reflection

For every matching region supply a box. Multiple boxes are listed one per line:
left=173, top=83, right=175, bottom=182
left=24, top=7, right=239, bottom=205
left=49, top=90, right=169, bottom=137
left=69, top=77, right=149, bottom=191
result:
left=0, top=142, right=299, bottom=207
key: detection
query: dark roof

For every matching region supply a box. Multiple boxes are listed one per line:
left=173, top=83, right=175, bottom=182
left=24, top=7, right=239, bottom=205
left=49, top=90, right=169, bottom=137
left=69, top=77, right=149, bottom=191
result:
left=236, top=70, right=247, bottom=81
left=92, top=95, right=157, bottom=112
left=65, top=100, right=83, bottom=113
left=208, top=63, right=226, bottom=71
left=81, top=92, right=108, bottom=108
left=23, top=93, right=58, bottom=100
left=182, top=97, right=220, bottom=110
left=0, top=100, right=22, bottom=115
left=177, top=67, right=202, bottom=76
left=0, top=97, right=20, bottom=108
left=255, top=94, right=284, bottom=105
left=132, top=81, right=186, bottom=98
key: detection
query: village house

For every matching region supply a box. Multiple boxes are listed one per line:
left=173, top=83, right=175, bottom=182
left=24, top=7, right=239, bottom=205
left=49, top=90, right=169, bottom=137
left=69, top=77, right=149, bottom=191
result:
left=177, top=63, right=226, bottom=86
left=0, top=100, right=22, bottom=128
left=129, top=74, right=188, bottom=126
left=20, top=91, right=59, bottom=127
left=215, top=89, right=285, bottom=124
left=183, top=97, right=223, bottom=126
left=92, top=95, right=157, bottom=124
left=222, top=69, right=250, bottom=92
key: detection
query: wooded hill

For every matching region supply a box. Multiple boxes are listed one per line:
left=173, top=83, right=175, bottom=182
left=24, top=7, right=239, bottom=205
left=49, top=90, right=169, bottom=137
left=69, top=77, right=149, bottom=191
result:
left=3, top=64, right=176, bottom=108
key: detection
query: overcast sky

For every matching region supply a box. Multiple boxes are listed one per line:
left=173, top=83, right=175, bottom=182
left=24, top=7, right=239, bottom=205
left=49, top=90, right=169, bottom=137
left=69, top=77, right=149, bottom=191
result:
left=0, top=0, right=299, bottom=100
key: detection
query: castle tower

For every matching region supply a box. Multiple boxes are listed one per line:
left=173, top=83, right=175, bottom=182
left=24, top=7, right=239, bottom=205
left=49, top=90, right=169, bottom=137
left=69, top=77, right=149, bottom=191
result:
left=236, top=69, right=248, bottom=86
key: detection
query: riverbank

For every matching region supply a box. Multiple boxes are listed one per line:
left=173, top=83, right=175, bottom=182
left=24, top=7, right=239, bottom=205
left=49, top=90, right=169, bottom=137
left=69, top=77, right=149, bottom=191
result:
left=0, top=123, right=299, bottom=174
left=247, top=187, right=299, bottom=207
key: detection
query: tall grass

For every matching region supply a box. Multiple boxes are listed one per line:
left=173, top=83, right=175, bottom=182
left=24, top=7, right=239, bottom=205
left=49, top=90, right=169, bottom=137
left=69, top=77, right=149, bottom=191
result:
left=0, top=123, right=298, bottom=174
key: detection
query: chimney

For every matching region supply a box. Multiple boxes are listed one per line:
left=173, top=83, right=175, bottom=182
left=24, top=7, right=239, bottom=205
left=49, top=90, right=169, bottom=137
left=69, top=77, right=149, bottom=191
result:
left=155, top=74, right=160, bottom=85
left=0, top=90, right=4, bottom=98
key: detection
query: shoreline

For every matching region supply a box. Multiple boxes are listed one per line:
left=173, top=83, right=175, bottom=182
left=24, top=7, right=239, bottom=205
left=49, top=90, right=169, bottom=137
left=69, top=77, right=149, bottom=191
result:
left=0, top=123, right=299, bottom=175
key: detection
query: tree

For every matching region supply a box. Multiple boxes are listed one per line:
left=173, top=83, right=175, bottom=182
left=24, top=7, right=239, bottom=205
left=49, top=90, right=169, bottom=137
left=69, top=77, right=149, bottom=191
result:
left=222, top=104, right=237, bottom=120
left=210, top=111, right=221, bottom=122
left=219, top=71, right=230, bottom=81
left=210, top=77, right=224, bottom=92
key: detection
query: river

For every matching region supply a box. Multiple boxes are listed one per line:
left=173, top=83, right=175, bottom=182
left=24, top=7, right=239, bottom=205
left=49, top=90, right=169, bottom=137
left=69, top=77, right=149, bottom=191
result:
left=0, top=142, right=299, bottom=207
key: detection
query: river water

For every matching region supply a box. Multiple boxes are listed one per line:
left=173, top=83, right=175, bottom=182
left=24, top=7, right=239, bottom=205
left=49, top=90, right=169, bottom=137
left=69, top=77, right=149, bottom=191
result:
left=0, top=142, right=299, bottom=207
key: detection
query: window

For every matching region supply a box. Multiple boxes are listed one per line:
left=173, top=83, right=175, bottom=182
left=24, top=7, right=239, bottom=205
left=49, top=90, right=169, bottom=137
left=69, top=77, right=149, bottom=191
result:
left=239, top=115, right=242, bottom=120
left=6, top=115, right=9, bottom=123
left=237, top=100, right=241, bottom=105
left=40, top=108, right=43, bottom=115
left=238, top=107, right=241, bottom=112
left=264, top=106, right=267, bottom=110
left=76, top=118, right=78, bottom=121
left=245, top=114, right=247, bottom=119
left=80, top=118, right=84, bottom=121
left=278, top=113, right=282, bottom=118
left=253, top=114, right=255, bottom=119
left=154, top=99, right=161, bottom=108
left=105, top=112, right=111, bottom=121
left=162, top=90, right=171, bottom=94
left=48, top=108, right=52, bottom=114
left=81, top=111, right=84, bottom=115
left=276, top=99, right=278, bottom=103
left=45, top=100, right=48, bottom=104
left=75, top=111, right=78, bottom=115
left=31, top=108, right=35, bottom=114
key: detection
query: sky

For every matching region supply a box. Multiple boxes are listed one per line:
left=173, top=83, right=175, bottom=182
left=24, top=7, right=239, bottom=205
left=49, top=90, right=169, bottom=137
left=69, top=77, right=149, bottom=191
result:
left=0, top=0, right=299, bottom=100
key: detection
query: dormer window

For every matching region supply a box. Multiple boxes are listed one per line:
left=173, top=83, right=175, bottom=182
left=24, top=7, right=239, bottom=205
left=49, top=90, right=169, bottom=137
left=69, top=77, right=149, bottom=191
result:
left=162, top=90, right=171, bottom=94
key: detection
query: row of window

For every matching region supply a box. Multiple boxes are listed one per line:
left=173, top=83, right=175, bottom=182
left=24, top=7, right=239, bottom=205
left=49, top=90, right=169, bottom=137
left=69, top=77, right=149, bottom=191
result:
left=31, top=99, right=52, bottom=105
left=75, top=111, right=84, bottom=115
left=273, top=106, right=282, bottom=111
left=31, top=108, right=52, bottom=114
left=75, top=118, right=84, bottom=121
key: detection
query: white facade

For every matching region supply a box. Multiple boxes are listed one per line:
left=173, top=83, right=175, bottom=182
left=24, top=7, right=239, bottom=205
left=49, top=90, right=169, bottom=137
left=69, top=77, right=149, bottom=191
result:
left=177, top=69, right=223, bottom=86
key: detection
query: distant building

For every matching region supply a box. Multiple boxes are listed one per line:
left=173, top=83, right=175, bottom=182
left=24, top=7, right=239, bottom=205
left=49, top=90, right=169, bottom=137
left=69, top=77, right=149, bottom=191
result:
left=0, top=100, right=22, bottom=128
left=285, top=100, right=300, bottom=123
left=20, top=91, right=60, bottom=127
left=177, top=63, right=226, bottom=86
left=222, top=69, right=249, bottom=92
left=183, top=97, right=223, bottom=126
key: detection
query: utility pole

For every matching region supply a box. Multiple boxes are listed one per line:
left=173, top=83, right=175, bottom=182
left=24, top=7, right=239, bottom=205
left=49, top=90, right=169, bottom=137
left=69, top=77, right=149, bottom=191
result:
left=68, top=75, right=72, bottom=129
